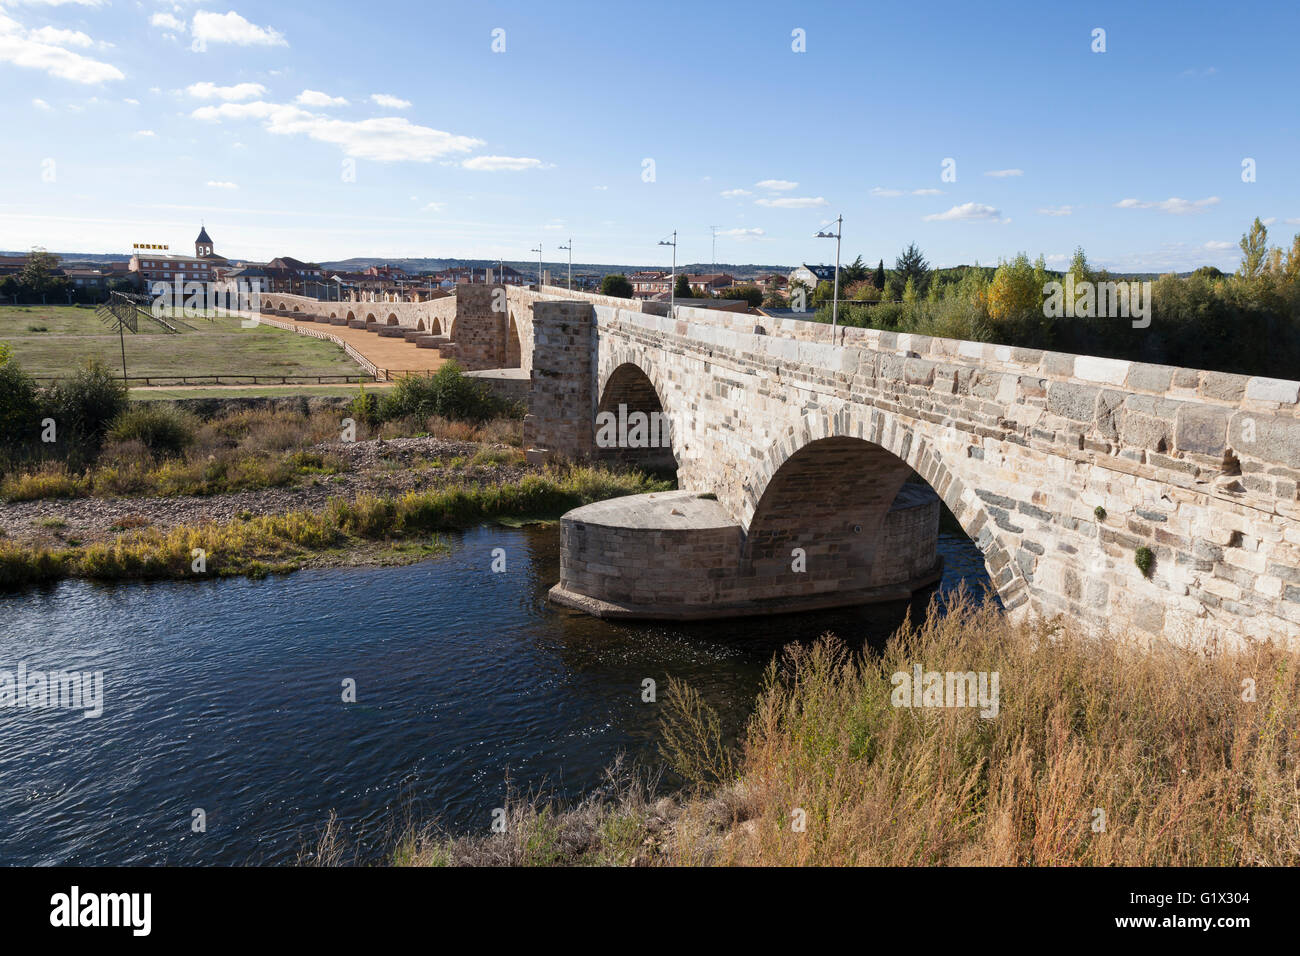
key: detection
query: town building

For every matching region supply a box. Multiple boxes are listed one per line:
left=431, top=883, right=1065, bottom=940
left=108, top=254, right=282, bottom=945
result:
left=128, top=225, right=230, bottom=288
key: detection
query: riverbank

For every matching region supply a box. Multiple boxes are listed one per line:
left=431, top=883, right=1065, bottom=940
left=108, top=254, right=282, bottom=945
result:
left=0, top=448, right=671, bottom=588
left=336, top=595, right=1300, bottom=867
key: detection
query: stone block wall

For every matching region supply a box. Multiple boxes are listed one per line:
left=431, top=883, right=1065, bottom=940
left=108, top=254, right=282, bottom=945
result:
left=523, top=301, right=596, bottom=464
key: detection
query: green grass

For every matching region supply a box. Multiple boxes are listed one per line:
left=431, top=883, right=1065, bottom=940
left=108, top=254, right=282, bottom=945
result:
left=0, top=305, right=365, bottom=379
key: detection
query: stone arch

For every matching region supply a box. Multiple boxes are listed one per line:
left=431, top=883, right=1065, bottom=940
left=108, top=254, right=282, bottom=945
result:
left=345, top=310, right=356, bottom=322
left=596, top=357, right=679, bottom=475
left=431, top=317, right=442, bottom=336
left=416, top=318, right=425, bottom=332
left=505, top=313, right=522, bottom=367
left=328, top=310, right=338, bottom=320
left=740, top=407, right=1029, bottom=612
left=364, top=312, right=377, bottom=324
left=293, top=304, right=302, bottom=313
left=386, top=313, right=399, bottom=325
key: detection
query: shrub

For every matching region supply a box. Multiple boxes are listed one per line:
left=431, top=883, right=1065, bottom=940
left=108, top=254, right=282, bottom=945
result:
left=108, top=405, right=196, bottom=458
left=380, top=363, right=504, bottom=423
left=1135, top=546, right=1155, bottom=577
left=49, top=360, right=127, bottom=459
left=0, top=353, right=44, bottom=456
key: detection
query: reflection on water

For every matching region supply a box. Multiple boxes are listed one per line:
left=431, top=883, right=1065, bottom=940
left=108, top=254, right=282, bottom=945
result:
left=0, top=524, right=991, bottom=865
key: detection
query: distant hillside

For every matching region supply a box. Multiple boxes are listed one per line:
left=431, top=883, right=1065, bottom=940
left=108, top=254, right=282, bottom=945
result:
left=319, top=257, right=795, bottom=279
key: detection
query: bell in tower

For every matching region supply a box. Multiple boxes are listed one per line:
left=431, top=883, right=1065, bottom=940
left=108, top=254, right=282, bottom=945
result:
left=195, top=223, right=213, bottom=258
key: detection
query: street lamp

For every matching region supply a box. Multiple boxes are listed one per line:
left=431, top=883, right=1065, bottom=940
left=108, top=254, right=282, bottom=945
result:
left=658, top=230, right=677, bottom=312
left=815, top=214, right=843, bottom=336
left=558, top=239, right=572, bottom=290
left=530, top=245, right=542, bottom=288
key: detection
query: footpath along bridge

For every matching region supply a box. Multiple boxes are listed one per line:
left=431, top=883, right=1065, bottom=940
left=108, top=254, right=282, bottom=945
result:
left=261, top=285, right=1300, bottom=649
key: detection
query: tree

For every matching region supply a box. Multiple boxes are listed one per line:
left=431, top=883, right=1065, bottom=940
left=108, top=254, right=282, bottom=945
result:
left=874, top=259, right=886, bottom=290
left=1284, top=234, right=1300, bottom=283
left=599, top=273, right=633, bottom=298
left=720, top=284, right=763, bottom=307
left=1068, top=246, right=1093, bottom=284
left=674, top=273, right=692, bottom=299
left=1238, top=217, right=1269, bottom=280
left=842, top=255, right=867, bottom=284
left=893, top=243, right=930, bottom=294
left=986, top=253, right=1040, bottom=322
left=20, top=248, right=60, bottom=295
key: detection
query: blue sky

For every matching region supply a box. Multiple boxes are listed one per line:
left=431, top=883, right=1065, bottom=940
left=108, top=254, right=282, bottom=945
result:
left=2, top=0, right=1297, bottom=271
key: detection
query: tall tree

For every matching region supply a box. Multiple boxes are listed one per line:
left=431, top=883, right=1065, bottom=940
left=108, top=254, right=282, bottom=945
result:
left=893, top=243, right=930, bottom=294
left=842, top=255, right=867, bottom=284
left=1238, top=217, right=1269, bottom=280
left=674, top=273, right=692, bottom=299
left=873, top=259, right=886, bottom=290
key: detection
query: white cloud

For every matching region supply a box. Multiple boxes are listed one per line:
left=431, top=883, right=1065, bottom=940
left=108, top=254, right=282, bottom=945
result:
left=135, top=129, right=156, bottom=137
left=8, top=0, right=106, bottom=6
left=1261, top=217, right=1276, bottom=226
left=1203, top=240, right=1233, bottom=250
left=150, top=12, right=186, bottom=32
left=186, top=81, right=266, bottom=101
left=719, top=227, right=765, bottom=240
left=984, top=168, right=1023, bottom=178
left=721, top=188, right=752, bottom=198
left=0, top=13, right=124, bottom=83
left=191, top=10, right=287, bottom=47
left=192, top=100, right=484, bottom=162
left=912, top=188, right=942, bottom=196
left=755, top=196, right=827, bottom=208
left=295, top=89, right=347, bottom=107
left=369, top=93, right=410, bottom=109
left=593, top=185, right=608, bottom=191
left=123, top=97, right=139, bottom=105
left=206, top=180, right=238, bottom=189
left=871, top=187, right=903, bottom=197
left=462, top=155, right=542, bottom=171
left=1115, top=196, right=1220, bottom=214
left=32, top=96, right=50, bottom=109
left=28, top=26, right=92, bottom=47
left=755, top=179, right=797, bottom=191
left=421, top=201, right=444, bottom=212
left=924, top=202, right=1003, bottom=222
left=1037, top=205, right=1073, bottom=216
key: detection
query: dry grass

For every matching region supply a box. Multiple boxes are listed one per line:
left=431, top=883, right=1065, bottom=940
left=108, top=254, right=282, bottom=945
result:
left=377, top=592, right=1300, bottom=867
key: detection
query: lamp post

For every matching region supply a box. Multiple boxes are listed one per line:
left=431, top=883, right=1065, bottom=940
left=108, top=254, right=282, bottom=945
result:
left=558, top=239, right=572, bottom=290
left=530, top=245, right=542, bottom=288
left=658, top=230, right=677, bottom=312
left=815, top=214, right=843, bottom=336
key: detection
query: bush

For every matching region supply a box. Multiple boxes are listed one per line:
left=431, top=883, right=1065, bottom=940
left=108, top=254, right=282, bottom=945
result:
left=0, top=351, right=44, bottom=456
left=108, top=405, right=196, bottom=459
left=379, top=363, right=505, bottom=423
left=49, top=361, right=127, bottom=459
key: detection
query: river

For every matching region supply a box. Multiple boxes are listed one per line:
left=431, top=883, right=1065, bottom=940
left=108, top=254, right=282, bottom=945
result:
left=0, top=524, right=990, bottom=865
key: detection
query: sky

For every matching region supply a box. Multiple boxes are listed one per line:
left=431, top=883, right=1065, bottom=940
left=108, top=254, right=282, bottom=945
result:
left=1, top=0, right=1297, bottom=272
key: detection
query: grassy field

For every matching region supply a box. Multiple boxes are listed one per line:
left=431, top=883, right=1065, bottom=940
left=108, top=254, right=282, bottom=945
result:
left=1, top=305, right=365, bottom=380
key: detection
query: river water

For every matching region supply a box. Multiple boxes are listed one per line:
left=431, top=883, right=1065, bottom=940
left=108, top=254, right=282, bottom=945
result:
left=0, top=524, right=990, bottom=865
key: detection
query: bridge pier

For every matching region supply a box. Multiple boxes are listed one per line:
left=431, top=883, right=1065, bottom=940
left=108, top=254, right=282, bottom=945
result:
left=549, top=484, right=942, bottom=620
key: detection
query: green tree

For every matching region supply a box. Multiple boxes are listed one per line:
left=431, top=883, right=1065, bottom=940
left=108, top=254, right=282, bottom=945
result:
left=721, top=284, right=763, bottom=307
left=674, top=273, right=692, bottom=299
left=20, top=249, right=60, bottom=295
left=1238, top=217, right=1268, bottom=280
left=874, top=259, right=886, bottom=290
left=599, top=273, right=634, bottom=298
left=842, top=255, right=867, bottom=284
left=1068, top=246, right=1093, bottom=284
left=893, top=243, right=930, bottom=294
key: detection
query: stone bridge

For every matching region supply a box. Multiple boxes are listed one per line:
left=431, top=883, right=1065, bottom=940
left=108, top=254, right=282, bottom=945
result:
left=267, top=284, right=1300, bottom=648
